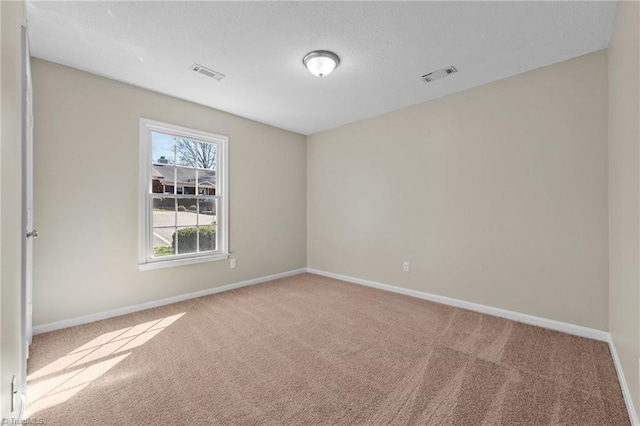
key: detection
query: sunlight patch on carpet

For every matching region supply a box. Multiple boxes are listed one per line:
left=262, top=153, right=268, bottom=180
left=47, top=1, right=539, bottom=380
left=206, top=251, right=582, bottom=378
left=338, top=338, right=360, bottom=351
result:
left=26, top=313, right=185, bottom=416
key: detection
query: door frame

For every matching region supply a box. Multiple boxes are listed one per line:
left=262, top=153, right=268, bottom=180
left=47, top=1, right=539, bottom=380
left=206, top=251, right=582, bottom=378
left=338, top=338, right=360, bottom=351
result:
left=20, top=24, right=33, bottom=410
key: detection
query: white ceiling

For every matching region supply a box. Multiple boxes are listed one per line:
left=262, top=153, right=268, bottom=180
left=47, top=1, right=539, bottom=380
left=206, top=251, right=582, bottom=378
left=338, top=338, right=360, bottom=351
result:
left=27, top=1, right=617, bottom=135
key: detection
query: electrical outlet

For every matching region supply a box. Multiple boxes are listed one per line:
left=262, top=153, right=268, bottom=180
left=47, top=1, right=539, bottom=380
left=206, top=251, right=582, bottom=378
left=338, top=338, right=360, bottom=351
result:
left=230, top=258, right=237, bottom=269
left=402, top=261, right=410, bottom=273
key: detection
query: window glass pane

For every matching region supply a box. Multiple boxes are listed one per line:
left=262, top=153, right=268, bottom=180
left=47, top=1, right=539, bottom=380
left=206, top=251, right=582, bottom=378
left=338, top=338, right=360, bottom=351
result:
left=177, top=198, right=198, bottom=226
left=198, top=170, right=216, bottom=195
left=152, top=133, right=174, bottom=165
left=151, top=165, right=175, bottom=194
left=152, top=197, right=175, bottom=258
left=198, top=199, right=216, bottom=226
left=152, top=198, right=176, bottom=228
left=175, top=227, right=198, bottom=255
left=176, top=168, right=197, bottom=195
left=198, top=226, right=216, bottom=252
left=152, top=227, right=175, bottom=257
left=198, top=198, right=216, bottom=253
left=175, top=138, right=198, bottom=168
left=197, top=142, right=217, bottom=170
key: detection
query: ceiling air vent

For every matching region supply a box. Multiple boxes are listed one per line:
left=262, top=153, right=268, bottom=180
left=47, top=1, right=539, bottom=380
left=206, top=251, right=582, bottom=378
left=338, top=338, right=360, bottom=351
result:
left=421, top=66, right=457, bottom=84
left=190, top=63, right=225, bottom=81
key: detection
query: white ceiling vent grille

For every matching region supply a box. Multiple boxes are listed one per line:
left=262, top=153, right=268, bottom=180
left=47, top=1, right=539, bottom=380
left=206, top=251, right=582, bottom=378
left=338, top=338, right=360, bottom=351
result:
left=421, top=66, right=457, bottom=84
left=190, top=63, right=225, bottom=81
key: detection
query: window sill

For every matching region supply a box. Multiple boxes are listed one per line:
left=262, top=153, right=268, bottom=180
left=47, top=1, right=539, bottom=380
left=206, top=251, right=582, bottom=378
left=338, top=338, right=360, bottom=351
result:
left=139, top=253, right=229, bottom=271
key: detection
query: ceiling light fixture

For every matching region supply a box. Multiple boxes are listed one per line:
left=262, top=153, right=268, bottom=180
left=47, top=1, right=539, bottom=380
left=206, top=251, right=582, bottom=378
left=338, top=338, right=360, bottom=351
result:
left=303, top=50, right=340, bottom=78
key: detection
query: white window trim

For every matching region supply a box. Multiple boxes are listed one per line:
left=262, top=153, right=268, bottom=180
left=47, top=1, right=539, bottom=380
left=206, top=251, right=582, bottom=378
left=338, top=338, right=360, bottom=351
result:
left=138, top=118, right=229, bottom=270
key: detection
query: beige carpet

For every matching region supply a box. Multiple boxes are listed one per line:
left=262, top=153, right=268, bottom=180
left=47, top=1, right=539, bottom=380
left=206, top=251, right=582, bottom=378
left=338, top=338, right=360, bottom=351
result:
left=27, top=273, right=629, bottom=425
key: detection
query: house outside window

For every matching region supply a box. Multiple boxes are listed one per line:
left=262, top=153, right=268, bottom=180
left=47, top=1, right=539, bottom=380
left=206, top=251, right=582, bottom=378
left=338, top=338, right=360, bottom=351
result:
left=139, top=118, right=229, bottom=270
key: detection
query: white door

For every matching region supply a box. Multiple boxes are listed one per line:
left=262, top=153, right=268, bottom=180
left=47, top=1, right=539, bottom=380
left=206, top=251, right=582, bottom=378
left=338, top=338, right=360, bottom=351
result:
left=21, top=25, right=34, bottom=376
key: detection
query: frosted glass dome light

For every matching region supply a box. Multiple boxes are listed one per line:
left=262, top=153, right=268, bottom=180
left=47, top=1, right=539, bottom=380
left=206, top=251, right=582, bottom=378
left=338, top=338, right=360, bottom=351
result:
left=303, top=50, right=340, bottom=78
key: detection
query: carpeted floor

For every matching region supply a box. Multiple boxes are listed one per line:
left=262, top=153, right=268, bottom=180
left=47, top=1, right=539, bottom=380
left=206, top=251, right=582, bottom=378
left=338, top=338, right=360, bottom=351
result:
left=27, top=273, right=629, bottom=425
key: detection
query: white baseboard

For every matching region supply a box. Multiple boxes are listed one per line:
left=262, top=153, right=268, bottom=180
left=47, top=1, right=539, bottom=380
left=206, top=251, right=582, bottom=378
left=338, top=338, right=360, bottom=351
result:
left=608, top=337, right=640, bottom=425
left=306, top=268, right=609, bottom=341
left=32, top=268, right=307, bottom=335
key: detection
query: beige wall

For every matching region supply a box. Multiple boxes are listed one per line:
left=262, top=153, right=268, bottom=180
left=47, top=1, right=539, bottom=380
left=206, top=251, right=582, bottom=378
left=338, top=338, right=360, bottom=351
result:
left=609, top=0, right=640, bottom=418
left=308, top=51, right=609, bottom=330
left=31, top=59, right=307, bottom=326
left=1, top=0, right=26, bottom=420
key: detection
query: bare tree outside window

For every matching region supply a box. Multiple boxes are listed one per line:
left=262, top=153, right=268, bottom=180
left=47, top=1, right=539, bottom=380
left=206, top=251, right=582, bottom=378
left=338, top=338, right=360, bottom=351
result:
left=175, top=138, right=217, bottom=169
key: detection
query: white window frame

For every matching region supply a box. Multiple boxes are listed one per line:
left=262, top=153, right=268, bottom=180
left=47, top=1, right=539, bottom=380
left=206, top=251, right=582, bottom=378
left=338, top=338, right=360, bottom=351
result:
left=138, top=118, right=229, bottom=270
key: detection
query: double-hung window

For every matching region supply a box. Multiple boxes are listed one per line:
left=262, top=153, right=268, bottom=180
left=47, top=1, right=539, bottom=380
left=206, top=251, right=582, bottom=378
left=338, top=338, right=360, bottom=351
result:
left=139, top=118, right=228, bottom=270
